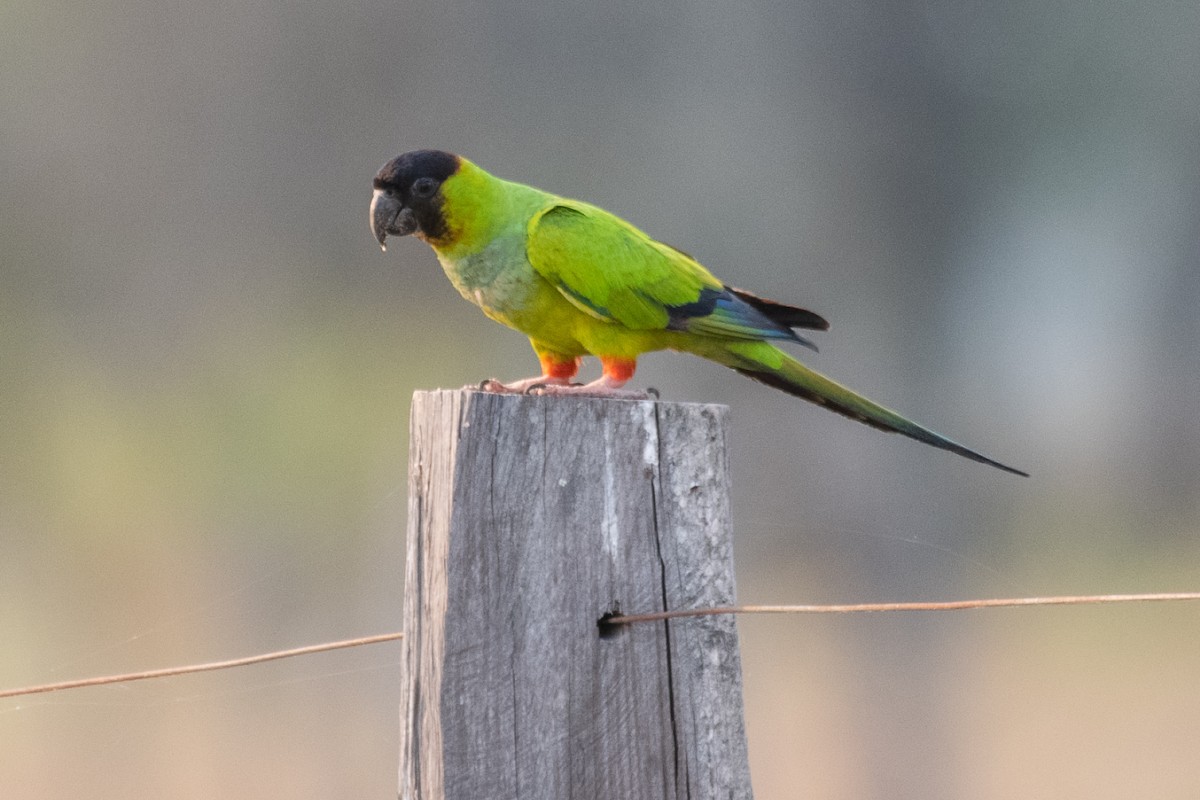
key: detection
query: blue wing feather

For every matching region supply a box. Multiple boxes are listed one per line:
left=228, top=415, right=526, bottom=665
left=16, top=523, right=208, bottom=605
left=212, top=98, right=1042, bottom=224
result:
left=664, top=287, right=819, bottom=351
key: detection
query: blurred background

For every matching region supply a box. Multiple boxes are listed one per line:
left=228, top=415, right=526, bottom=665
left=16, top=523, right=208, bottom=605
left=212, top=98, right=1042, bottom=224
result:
left=3, top=1, right=1199, bottom=797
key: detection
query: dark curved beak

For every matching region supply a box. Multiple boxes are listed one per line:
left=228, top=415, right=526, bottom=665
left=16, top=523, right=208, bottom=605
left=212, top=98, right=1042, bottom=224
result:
left=370, top=189, right=418, bottom=251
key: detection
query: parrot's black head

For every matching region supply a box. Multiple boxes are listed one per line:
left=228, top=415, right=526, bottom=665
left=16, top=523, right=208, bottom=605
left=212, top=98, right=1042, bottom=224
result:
left=370, top=150, right=461, bottom=249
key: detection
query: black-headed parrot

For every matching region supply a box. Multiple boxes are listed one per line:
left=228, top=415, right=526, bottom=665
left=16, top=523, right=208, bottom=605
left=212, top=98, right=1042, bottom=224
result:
left=370, top=150, right=1025, bottom=476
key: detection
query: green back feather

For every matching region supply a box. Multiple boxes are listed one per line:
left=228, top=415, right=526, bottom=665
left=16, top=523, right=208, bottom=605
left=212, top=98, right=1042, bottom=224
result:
left=526, top=203, right=724, bottom=330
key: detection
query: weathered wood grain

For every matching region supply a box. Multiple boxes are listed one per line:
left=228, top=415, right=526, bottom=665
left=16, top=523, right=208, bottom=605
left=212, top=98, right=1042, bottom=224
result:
left=400, top=389, right=752, bottom=800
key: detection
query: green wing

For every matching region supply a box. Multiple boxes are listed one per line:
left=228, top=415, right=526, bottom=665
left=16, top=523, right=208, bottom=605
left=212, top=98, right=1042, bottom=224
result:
left=527, top=201, right=720, bottom=329
left=526, top=201, right=805, bottom=342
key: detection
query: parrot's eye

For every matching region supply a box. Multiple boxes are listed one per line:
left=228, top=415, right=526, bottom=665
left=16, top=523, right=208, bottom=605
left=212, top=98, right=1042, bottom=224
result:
left=411, top=177, right=438, bottom=199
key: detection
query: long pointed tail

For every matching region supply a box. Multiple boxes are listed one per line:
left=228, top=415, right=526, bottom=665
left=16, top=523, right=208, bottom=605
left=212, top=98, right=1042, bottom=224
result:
left=712, top=342, right=1027, bottom=476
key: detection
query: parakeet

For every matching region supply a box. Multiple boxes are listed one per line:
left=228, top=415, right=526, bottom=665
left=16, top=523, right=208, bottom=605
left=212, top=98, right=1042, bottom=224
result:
left=370, top=150, right=1026, bottom=476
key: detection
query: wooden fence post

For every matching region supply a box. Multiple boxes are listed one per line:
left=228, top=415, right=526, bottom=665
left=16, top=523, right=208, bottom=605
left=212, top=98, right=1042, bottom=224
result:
left=399, top=389, right=753, bottom=799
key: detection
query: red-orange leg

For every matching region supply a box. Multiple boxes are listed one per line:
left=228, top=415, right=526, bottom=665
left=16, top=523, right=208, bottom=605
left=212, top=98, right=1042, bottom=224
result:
left=539, top=353, right=582, bottom=382
left=599, top=356, right=637, bottom=387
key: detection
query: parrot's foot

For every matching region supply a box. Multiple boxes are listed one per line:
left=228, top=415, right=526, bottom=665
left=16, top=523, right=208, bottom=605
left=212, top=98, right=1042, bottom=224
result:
left=475, top=376, right=573, bottom=394
left=529, top=376, right=657, bottom=400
